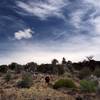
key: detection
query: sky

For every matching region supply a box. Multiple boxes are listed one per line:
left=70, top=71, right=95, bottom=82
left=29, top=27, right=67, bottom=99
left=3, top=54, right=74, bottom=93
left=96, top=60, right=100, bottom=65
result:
left=0, top=0, right=100, bottom=64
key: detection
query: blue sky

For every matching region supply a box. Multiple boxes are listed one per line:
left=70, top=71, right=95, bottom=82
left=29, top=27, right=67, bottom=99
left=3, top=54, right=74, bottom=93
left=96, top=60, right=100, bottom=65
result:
left=0, top=0, right=100, bottom=64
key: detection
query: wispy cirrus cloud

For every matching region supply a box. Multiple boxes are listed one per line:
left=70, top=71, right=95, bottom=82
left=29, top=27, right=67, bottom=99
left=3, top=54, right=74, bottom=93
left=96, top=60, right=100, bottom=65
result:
left=16, top=0, right=69, bottom=20
left=84, top=0, right=100, bottom=34
left=70, top=9, right=86, bottom=29
left=90, top=16, right=100, bottom=35
left=84, top=0, right=100, bottom=8
left=69, top=0, right=100, bottom=36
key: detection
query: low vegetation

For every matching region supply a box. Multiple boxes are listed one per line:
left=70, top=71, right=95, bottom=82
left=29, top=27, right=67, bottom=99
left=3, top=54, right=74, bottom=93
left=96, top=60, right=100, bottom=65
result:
left=0, top=57, right=100, bottom=100
left=4, top=71, right=12, bottom=82
left=80, top=80, right=97, bottom=93
left=53, top=79, right=77, bottom=89
left=94, top=68, right=100, bottom=77
left=17, top=72, right=33, bottom=88
left=0, top=65, right=8, bottom=73
left=79, top=67, right=92, bottom=79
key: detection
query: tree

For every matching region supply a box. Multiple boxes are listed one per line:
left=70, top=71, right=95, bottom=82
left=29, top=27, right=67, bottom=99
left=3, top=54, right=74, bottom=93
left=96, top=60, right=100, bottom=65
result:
left=62, top=57, right=67, bottom=65
left=24, top=62, right=37, bottom=73
left=86, top=56, right=95, bottom=71
left=52, top=59, right=58, bottom=65
left=8, top=62, right=23, bottom=73
left=67, top=60, right=74, bottom=73
left=0, top=65, right=8, bottom=73
left=37, top=64, right=53, bottom=74
left=8, top=62, right=18, bottom=70
left=86, top=56, right=94, bottom=61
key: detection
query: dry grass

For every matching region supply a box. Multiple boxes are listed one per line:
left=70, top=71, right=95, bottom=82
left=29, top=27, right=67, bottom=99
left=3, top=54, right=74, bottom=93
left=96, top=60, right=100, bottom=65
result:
left=0, top=72, right=98, bottom=100
left=0, top=73, right=75, bottom=100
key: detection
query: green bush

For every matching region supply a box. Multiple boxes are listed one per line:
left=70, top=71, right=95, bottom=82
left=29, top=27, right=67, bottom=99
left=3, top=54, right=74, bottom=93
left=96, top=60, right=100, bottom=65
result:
left=17, top=72, right=33, bottom=88
left=4, top=71, right=12, bottom=82
left=79, top=68, right=92, bottom=79
left=53, top=79, right=77, bottom=89
left=80, top=80, right=96, bottom=93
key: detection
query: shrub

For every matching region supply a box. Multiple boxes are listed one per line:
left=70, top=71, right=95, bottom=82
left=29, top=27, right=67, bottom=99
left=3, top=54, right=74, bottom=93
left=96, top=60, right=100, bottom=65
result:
left=37, top=64, right=53, bottom=74
left=15, top=65, right=23, bottom=74
left=8, top=63, right=23, bottom=73
left=17, top=72, right=33, bottom=88
left=24, top=62, right=37, bottom=72
left=8, top=63, right=17, bottom=70
left=4, top=71, right=12, bottom=82
left=94, top=68, right=100, bottom=77
left=57, top=65, right=65, bottom=75
left=37, top=64, right=64, bottom=75
left=79, top=67, right=92, bottom=79
left=53, top=79, right=77, bottom=89
left=0, top=65, right=8, bottom=73
left=80, top=80, right=96, bottom=93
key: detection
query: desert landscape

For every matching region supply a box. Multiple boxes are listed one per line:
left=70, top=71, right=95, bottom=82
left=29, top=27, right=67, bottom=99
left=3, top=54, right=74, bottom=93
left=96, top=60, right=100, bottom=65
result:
left=0, top=0, right=100, bottom=100
left=0, top=57, right=100, bottom=100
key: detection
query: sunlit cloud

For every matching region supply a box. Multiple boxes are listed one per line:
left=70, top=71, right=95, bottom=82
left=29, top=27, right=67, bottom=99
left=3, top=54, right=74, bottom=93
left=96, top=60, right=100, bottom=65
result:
left=14, top=28, right=33, bottom=40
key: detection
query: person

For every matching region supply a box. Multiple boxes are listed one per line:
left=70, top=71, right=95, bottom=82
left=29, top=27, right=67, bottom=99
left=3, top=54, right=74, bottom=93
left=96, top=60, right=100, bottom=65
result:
left=45, top=76, right=50, bottom=84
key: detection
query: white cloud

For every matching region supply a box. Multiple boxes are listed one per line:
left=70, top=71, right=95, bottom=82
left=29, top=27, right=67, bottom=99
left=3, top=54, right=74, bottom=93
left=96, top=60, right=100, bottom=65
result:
left=16, top=0, right=68, bottom=20
left=84, top=0, right=100, bottom=8
left=70, top=10, right=86, bottom=29
left=1, top=0, right=100, bottom=65
left=83, top=0, right=100, bottom=33
left=70, top=0, right=100, bottom=35
left=91, top=16, right=100, bottom=34
left=15, top=28, right=33, bottom=40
